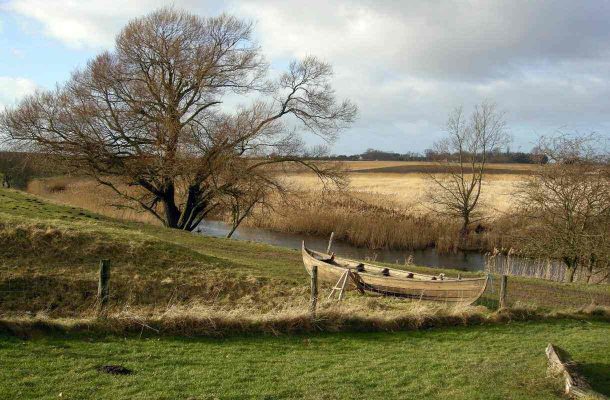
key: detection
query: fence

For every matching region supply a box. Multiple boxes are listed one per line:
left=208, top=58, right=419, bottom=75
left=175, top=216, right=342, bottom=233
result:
left=484, top=251, right=609, bottom=285
left=1, top=258, right=609, bottom=319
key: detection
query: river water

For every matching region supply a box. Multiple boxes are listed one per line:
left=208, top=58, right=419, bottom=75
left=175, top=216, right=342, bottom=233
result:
left=195, top=221, right=602, bottom=282
left=196, top=220, right=488, bottom=271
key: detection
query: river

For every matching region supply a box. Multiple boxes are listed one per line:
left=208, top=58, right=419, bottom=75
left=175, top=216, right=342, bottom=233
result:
left=195, top=220, right=579, bottom=280
left=196, top=220, right=489, bottom=271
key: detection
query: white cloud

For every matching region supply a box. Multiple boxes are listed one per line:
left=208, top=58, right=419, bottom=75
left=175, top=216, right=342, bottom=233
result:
left=235, top=0, right=610, bottom=152
left=10, top=48, right=25, bottom=58
left=0, top=77, right=39, bottom=108
left=5, top=0, right=153, bottom=48
left=239, top=0, right=610, bottom=80
left=4, top=0, right=234, bottom=49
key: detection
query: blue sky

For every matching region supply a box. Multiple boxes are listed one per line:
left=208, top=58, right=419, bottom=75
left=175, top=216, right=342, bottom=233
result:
left=0, top=14, right=95, bottom=87
left=1, top=0, right=609, bottom=154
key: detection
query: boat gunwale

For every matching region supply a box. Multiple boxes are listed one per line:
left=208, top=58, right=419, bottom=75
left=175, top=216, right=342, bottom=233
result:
left=302, top=243, right=487, bottom=284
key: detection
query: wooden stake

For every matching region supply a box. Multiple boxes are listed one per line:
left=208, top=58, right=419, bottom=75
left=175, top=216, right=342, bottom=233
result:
left=309, top=265, right=318, bottom=318
left=326, top=232, right=335, bottom=254
left=98, top=259, right=110, bottom=316
left=499, top=274, right=508, bottom=309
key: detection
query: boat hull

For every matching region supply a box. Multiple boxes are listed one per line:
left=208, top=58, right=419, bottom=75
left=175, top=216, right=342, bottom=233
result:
left=302, top=243, right=488, bottom=305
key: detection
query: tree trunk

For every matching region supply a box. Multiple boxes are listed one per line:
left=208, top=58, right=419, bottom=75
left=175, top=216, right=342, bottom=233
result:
left=459, top=213, right=470, bottom=241
left=585, top=267, right=592, bottom=284
left=585, top=255, right=596, bottom=284
left=161, top=185, right=182, bottom=229
left=226, top=200, right=258, bottom=238
left=566, top=266, right=577, bottom=283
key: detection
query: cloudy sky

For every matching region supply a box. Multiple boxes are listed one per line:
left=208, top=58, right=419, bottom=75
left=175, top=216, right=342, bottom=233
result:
left=1, top=0, right=609, bottom=154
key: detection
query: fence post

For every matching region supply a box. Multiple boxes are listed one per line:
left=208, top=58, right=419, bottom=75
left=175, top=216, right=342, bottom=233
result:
left=309, top=265, right=318, bottom=319
left=326, top=232, right=335, bottom=254
left=499, top=274, right=508, bottom=309
left=98, top=259, right=111, bottom=316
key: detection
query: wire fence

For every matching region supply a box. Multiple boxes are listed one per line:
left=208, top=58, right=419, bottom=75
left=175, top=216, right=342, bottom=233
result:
left=484, top=251, right=609, bottom=284
left=1, top=257, right=609, bottom=319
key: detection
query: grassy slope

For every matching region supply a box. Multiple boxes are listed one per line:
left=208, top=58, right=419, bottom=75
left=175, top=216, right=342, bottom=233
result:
left=0, top=188, right=310, bottom=316
left=1, top=320, right=609, bottom=400
left=0, top=188, right=302, bottom=280
left=0, top=190, right=610, bottom=316
left=1, top=188, right=608, bottom=316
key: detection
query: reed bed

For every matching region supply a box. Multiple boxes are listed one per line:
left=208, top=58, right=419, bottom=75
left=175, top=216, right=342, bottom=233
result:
left=247, top=189, right=507, bottom=253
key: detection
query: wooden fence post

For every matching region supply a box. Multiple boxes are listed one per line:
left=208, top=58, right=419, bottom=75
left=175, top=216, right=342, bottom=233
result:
left=499, top=274, right=508, bottom=309
left=98, top=259, right=111, bottom=316
left=326, top=232, right=335, bottom=254
left=309, top=265, right=318, bottom=319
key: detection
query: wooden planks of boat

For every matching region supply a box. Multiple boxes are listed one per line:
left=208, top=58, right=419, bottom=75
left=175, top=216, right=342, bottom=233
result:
left=302, top=242, right=488, bottom=305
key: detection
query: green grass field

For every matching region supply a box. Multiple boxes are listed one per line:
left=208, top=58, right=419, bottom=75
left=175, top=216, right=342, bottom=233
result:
left=1, top=320, right=609, bottom=400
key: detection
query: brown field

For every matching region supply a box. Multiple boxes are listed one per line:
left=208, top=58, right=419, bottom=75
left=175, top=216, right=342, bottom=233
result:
left=282, top=171, right=520, bottom=214
left=342, top=160, right=537, bottom=172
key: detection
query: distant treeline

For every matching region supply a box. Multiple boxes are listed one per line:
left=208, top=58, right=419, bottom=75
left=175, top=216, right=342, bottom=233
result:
left=316, top=148, right=548, bottom=164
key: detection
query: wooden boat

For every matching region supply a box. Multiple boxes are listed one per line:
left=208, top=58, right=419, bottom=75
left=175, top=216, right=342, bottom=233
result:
left=302, top=243, right=488, bottom=305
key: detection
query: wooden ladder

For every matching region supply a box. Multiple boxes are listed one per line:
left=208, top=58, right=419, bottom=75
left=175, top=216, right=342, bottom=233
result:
left=328, top=270, right=351, bottom=301
left=328, top=270, right=365, bottom=301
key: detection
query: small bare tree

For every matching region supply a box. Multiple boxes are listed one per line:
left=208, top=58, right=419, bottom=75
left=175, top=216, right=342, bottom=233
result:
left=514, top=134, right=610, bottom=283
left=428, top=101, right=509, bottom=237
left=0, top=9, right=356, bottom=231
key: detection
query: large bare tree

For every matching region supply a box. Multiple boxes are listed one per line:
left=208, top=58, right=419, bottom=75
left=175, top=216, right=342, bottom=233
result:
left=428, top=101, right=509, bottom=236
left=514, top=134, right=610, bottom=283
left=0, top=9, right=357, bottom=231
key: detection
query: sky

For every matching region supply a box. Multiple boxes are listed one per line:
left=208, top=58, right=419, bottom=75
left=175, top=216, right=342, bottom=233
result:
left=1, top=0, right=609, bottom=154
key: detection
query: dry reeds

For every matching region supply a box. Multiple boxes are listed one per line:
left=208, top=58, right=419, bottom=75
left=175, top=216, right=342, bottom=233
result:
left=27, top=177, right=160, bottom=225
left=484, top=248, right=610, bottom=284
left=26, top=173, right=519, bottom=253
left=1, top=303, right=607, bottom=338
left=246, top=190, right=504, bottom=253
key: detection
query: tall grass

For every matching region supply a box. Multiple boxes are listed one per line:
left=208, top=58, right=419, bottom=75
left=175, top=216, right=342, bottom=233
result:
left=27, top=177, right=160, bottom=225
left=247, top=190, right=506, bottom=253
left=2, top=302, right=608, bottom=338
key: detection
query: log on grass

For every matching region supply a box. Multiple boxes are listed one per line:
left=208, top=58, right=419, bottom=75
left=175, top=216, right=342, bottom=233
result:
left=545, top=343, right=607, bottom=399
